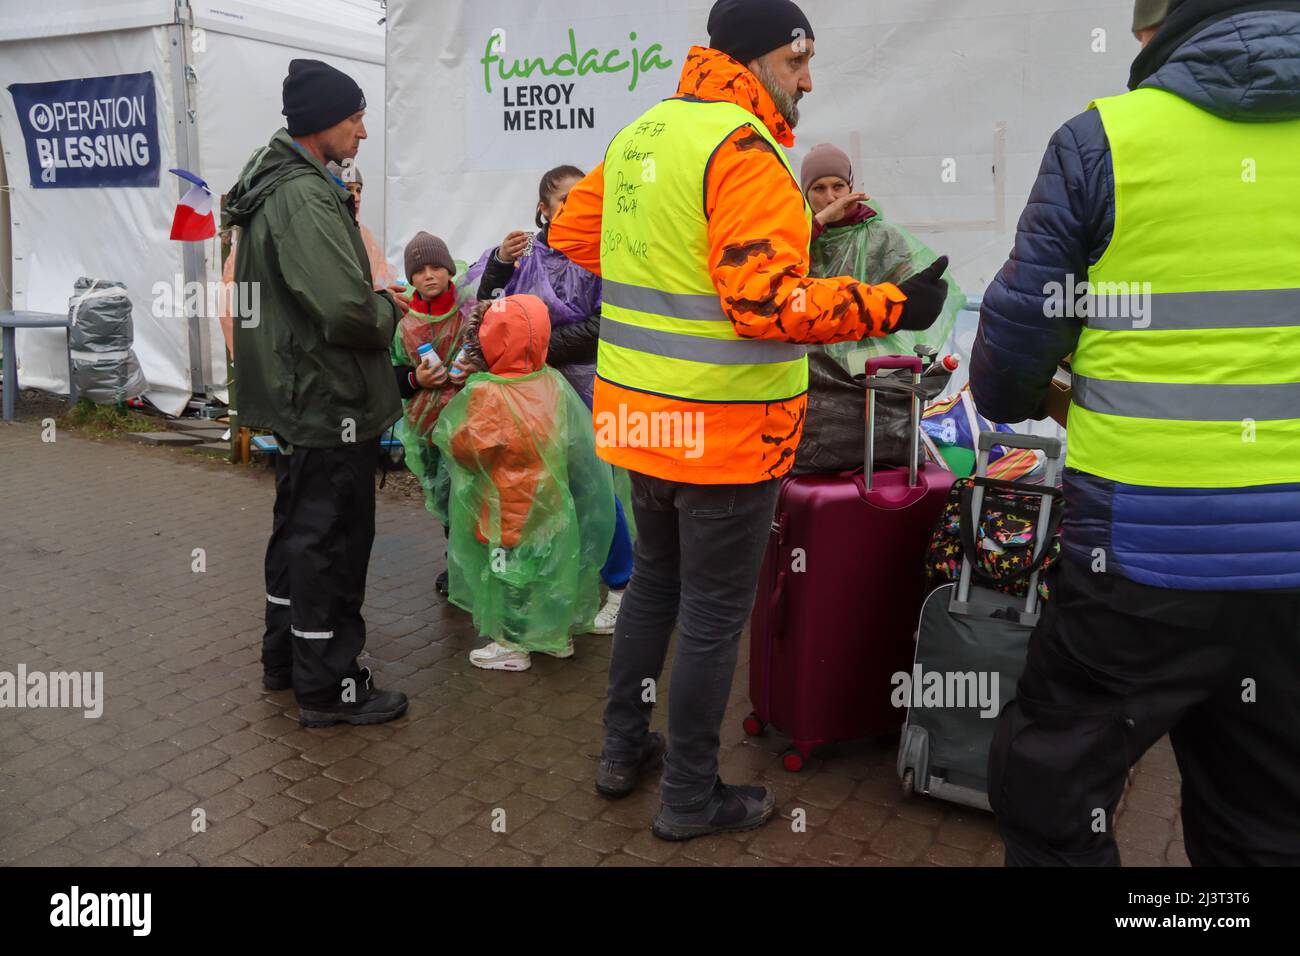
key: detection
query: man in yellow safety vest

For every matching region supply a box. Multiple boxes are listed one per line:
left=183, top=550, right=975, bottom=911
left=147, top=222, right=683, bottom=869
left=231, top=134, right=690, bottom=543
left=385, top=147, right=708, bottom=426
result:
left=552, top=0, right=952, bottom=840
left=973, top=0, right=1300, bottom=866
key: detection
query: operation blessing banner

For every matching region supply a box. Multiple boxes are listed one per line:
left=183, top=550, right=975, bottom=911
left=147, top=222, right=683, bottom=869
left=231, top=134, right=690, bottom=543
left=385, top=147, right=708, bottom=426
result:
left=8, top=72, right=161, bottom=188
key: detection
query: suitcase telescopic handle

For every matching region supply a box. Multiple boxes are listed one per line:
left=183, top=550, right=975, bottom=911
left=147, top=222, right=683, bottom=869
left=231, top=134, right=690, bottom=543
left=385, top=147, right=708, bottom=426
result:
left=864, top=356, right=924, bottom=375
left=976, top=432, right=1063, bottom=457
left=864, top=356, right=923, bottom=491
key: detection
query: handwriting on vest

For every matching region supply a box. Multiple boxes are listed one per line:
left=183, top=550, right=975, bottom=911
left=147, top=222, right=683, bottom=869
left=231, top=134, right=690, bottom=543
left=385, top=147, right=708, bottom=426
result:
left=605, top=121, right=666, bottom=260
left=614, top=170, right=642, bottom=215
left=602, top=228, right=648, bottom=260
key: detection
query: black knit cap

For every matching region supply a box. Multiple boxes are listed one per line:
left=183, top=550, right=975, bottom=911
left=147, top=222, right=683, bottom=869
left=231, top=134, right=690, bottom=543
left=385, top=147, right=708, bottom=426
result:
left=282, top=59, right=367, bottom=137
left=707, top=0, right=815, bottom=64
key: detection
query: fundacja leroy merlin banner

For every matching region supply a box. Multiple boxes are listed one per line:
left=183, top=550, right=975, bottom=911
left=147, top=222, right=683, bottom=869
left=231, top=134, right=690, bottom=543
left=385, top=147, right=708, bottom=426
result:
left=465, top=2, right=690, bottom=169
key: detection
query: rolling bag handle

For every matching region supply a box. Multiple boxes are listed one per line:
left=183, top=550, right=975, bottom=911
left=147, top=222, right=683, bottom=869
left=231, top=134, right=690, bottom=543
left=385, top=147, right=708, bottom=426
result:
left=957, top=432, right=1065, bottom=620
left=863, top=355, right=923, bottom=492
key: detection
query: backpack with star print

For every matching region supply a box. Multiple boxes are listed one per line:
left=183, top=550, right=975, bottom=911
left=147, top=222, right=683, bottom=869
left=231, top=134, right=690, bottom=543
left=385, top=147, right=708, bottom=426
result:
left=925, top=476, right=1064, bottom=601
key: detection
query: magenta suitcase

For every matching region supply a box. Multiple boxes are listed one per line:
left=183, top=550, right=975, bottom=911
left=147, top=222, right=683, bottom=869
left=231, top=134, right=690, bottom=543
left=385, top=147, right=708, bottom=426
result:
left=744, top=355, right=955, bottom=771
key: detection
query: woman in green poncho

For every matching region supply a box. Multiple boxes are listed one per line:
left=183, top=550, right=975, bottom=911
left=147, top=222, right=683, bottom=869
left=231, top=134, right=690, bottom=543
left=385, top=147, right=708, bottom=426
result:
left=801, top=143, right=965, bottom=372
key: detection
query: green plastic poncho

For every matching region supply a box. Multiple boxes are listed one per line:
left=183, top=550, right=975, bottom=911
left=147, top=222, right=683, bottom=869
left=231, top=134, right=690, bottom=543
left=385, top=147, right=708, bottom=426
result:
left=389, top=261, right=481, bottom=522
left=811, top=206, right=965, bottom=375
left=431, top=365, right=615, bottom=653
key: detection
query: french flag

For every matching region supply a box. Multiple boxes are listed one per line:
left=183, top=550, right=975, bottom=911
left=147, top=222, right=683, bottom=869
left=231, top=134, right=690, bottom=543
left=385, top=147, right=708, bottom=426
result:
left=169, top=168, right=216, bottom=241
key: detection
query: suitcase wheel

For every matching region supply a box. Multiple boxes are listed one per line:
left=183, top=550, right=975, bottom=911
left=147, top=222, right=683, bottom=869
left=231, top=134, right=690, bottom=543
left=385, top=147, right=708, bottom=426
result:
left=901, top=768, right=915, bottom=799
left=781, top=749, right=805, bottom=773
left=742, top=714, right=765, bottom=737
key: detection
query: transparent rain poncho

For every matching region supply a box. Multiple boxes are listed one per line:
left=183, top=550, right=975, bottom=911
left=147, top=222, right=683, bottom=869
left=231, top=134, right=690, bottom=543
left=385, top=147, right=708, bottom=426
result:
left=811, top=207, right=965, bottom=371
left=389, top=262, right=481, bottom=522
left=431, top=365, right=615, bottom=652
left=466, top=237, right=636, bottom=543
left=466, top=234, right=602, bottom=406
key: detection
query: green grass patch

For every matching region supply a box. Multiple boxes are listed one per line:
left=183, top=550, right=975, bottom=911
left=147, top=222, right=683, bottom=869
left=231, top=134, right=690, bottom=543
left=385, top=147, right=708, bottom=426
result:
left=59, top=399, right=156, bottom=437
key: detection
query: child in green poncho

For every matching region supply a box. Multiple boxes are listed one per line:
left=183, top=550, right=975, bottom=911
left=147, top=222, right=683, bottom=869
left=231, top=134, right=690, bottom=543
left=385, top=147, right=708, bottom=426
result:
left=432, top=294, right=614, bottom=672
left=389, top=232, right=484, bottom=595
left=801, top=143, right=965, bottom=372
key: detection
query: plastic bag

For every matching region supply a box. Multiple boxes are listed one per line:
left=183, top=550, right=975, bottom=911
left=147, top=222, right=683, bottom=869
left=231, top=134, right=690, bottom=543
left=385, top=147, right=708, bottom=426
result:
left=920, top=386, right=1045, bottom=481
left=466, top=234, right=602, bottom=406
left=792, top=350, right=951, bottom=475
left=810, top=209, right=966, bottom=375
left=391, top=262, right=481, bottom=521
left=431, top=365, right=614, bottom=652
left=67, top=277, right=147, bottom=405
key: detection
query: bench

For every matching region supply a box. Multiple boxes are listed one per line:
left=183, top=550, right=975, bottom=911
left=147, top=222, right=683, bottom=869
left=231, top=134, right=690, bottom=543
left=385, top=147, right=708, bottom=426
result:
left=0, top=310, right=78, bottom=422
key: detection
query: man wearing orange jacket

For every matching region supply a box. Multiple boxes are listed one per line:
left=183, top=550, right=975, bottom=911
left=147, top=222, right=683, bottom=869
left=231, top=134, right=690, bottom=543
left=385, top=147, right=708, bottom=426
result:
left=550, top=0, right=950, bottom=840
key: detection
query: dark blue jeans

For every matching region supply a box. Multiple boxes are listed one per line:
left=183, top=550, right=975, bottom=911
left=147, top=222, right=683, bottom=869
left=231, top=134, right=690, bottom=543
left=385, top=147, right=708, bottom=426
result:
left=600, top=497, right=634, bottom=590
left=602, top=471, right=780, bottom=809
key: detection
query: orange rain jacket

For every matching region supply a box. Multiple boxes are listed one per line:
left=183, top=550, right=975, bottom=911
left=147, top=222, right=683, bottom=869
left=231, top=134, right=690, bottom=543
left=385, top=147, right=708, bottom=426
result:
left=550, top=46, right=908, bottom=484
left=448, top=294, right=556, bottom=548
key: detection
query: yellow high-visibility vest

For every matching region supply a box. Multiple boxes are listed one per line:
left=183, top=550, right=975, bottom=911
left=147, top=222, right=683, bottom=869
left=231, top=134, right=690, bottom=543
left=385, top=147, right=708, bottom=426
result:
left=1069, top=87, right=1300, bottom=487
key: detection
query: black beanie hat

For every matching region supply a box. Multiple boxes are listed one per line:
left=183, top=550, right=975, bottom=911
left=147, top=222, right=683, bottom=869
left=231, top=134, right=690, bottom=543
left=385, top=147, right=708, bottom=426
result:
left=282, top=59, right=367, bottom=137
left=707, top=0, right=815, bottom=65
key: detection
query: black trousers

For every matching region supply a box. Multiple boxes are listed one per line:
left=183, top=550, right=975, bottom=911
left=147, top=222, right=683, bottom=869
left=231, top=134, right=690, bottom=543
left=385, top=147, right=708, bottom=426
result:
left=262, top=438, right=379, bottom=707
left=989, top=557, right=1300, bottom=866
left=602, top=472, right=780, bottom=810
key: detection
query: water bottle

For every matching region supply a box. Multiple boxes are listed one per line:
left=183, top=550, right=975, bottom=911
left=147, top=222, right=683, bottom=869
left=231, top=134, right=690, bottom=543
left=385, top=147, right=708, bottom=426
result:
left=447, top=345, right=472, bottom=384
left=416, top=342, right=444, bottom=373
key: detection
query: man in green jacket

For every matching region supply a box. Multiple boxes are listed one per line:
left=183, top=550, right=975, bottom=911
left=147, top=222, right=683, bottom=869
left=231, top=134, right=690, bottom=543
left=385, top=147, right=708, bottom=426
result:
left=226, top=59, right=407, bottom=727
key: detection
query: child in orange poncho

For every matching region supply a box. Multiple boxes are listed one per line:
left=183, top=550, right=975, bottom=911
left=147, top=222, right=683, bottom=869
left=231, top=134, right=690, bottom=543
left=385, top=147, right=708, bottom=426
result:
left=432, top=294, right=614, bottom=672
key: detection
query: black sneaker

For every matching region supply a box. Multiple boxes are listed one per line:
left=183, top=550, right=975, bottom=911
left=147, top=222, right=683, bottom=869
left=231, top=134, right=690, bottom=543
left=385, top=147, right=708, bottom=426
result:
left=263, top=670, right=292, bottom=691
left=435, top=570, right=450, bottom=597
left=651, top=778, right=776, bottom=841
left=595, top=732, right=666, bottom=798
left=298, top=668, right=408, bottom=728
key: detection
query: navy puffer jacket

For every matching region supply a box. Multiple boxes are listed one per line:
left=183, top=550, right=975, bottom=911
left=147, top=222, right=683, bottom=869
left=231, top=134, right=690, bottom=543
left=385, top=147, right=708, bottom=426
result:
left=971, top=9, right=1300, bottom=590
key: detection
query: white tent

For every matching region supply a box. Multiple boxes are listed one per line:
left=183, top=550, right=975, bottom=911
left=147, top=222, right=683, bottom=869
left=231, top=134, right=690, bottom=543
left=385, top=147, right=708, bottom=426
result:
left=0, top=0, right=388, bottom=415
left=385, top=0, right=1138, bottom=435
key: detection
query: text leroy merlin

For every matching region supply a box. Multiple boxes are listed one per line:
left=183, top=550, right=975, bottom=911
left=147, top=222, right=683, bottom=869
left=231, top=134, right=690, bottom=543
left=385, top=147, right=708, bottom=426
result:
left=482, top=28, right=673, bottom=133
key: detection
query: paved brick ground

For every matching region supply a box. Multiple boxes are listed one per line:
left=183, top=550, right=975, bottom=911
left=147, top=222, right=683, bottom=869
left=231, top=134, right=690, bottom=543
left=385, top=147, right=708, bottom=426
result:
left=0, top=412, right=1186, bottom=867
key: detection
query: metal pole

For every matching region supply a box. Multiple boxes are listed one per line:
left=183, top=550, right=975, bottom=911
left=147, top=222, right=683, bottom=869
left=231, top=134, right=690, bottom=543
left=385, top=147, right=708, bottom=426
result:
left=169, top=7, right=210, bottom=400
left=908, top=368, right=921, bottom=488
left=864, top=385, right=876, bottom=492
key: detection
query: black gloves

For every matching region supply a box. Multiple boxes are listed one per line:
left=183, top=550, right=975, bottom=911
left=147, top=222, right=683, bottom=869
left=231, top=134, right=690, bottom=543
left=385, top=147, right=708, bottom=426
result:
left=893, top=256, right=951, bottom=331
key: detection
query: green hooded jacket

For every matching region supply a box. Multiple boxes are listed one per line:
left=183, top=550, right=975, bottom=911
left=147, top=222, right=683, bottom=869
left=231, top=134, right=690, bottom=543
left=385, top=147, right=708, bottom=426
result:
left=224, top=129, right=401, bottom=448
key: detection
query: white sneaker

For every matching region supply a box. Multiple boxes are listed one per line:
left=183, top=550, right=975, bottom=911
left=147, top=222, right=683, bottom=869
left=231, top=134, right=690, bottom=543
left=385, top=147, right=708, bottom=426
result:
left=589, top=588, right=624, bottom=635
left=469, top=641, right=532, bottom=672
left=539, top=639, right=575, bottom=659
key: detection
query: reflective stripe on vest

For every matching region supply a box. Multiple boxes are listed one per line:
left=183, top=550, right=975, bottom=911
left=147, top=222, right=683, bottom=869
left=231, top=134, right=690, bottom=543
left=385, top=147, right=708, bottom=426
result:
left=1080, top=287, right=1300, bottom=332
left=598, top=97, right=811, bottom=404
left=1067, top=88, right=1300, bottom=488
